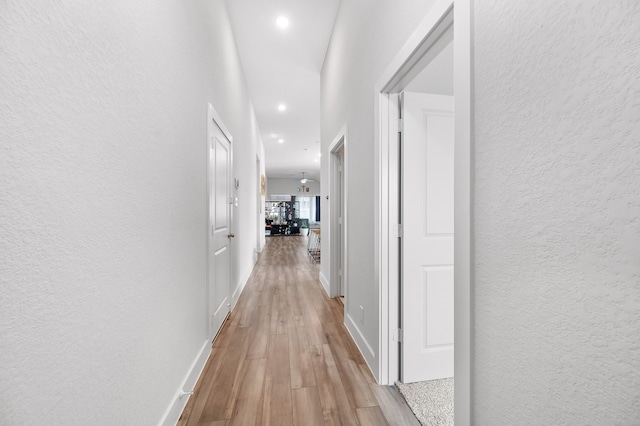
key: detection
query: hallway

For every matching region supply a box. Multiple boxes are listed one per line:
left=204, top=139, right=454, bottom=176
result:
left=178, top=236, right=419, bottom=425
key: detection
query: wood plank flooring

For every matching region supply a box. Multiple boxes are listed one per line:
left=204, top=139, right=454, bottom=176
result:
left=178, top=236, right=419, bottom=426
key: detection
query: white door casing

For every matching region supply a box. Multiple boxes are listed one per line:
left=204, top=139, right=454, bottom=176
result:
left=401, top=92, right=454, bottom=383
left=208, top=107, right=233, bottom=339
left=374, top=1, right=472, bottom=422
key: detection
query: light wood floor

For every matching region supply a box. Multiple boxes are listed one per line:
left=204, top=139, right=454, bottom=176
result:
left=178, top=236, right=419, bottom=426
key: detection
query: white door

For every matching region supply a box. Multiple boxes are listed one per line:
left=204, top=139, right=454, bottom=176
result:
left=338, top=149, right=345, bottom=297
left=401, top=92, right=454, bottom=383
left=330, top=137, right=346, bottom=299
left=209, top=120, right=232, bottom=338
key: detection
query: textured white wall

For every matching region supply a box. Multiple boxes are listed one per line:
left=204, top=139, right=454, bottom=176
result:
left=474, top=1, right=640, bottom=423
left=0, top=0, right=263, bottom=423
left=321, top=0, right=439, bottom=369
left=267, top=177, right=320, bottom=197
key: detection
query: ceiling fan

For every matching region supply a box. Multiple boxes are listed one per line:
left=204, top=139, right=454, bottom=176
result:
left=298, top=172, right=316, bottom=184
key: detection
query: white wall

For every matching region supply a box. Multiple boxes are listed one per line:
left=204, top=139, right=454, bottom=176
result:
left=266, top=177, right=320, bottom=197
left=0, top=0, right=264, bottom=424
left=473, top=1, right=640, bottom=424
left=321, top=0, right=439, bottom=369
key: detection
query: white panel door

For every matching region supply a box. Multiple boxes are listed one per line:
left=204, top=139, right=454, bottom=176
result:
left=209, top=122, right=232, bottom=338
left=401, top=92, right=454, bottom=383
left=338, top=149, right=345, bottom=297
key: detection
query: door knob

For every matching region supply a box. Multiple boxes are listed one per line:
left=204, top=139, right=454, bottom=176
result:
left=227, top=233, right=235, bottom=238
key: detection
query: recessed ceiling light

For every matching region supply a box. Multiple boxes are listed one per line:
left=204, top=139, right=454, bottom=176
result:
left=270, top=133, right=277, bottom=139
left=278, top=139, right=284, bottom=144
left=314, top=158, right=319, bottom=162
left=276, top=16, right=289, bottom=28
left=303, top=148, right=308, bottom=151
left=278, top=104, right=286, bottom=111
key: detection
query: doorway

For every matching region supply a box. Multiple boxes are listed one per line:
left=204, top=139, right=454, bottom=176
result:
left=330, top=129, right=347, bottom=302
left=207, top=104, right=234, bottom=340
left=375, top=1, right=472, bottom=423
left=256, top=155, right=263, bottom=260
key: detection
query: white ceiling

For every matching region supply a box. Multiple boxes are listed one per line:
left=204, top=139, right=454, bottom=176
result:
left=225, top=0, right=342, bottom=182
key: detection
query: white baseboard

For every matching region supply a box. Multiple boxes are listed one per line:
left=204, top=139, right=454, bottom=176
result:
left=344, top=312, right=376, bottom=369
left=160, top=252, right=259, bottom=424
left=319, top=271, right=330, bottom=297
left=232, top=263, right=254, bottom=308
left=159, top=339, right=212, bottom=426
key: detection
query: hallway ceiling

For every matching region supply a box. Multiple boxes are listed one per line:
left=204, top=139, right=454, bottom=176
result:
left=225, top=0, right=341, bottom=182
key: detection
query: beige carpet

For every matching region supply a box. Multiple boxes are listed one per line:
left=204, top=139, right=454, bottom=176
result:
left=395, top=378, right=454, bottom=426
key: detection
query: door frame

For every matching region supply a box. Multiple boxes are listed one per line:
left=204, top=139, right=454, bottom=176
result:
left=329, top=127, right=347, bottom=299
left=207, top=103, right=234, bottom=340
left=374, top=0, right=473, bottom=424
left=256, top=155, right=264, bottom=259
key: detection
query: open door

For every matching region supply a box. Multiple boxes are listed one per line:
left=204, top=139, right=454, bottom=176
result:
left=401, top=92, right=454, bottom=383
left=208, top=111, right=233, bottom=339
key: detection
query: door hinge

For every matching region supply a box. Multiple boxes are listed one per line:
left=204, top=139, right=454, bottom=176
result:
left=394, top=118, right=403, bottom=133
left=393, top=224, right=403, bottom=238
left=394, top=328, right=403, bottom=342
